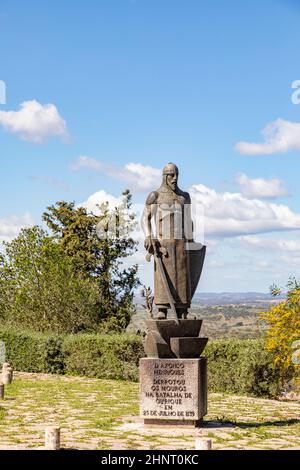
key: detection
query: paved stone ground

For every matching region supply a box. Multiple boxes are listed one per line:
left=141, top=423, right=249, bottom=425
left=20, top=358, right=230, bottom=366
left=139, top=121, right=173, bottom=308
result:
left=0, top=372, right=299, bottom=450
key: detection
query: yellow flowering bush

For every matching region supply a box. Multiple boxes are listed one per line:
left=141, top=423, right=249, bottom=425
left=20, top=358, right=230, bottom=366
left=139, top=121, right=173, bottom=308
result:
left=261, top=278, right=300, bottom=388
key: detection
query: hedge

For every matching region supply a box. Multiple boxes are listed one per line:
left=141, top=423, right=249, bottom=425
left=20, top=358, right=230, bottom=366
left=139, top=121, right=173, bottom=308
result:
left=0, top=326, right=281, bottom=397
left=0, top=327, right=143, bottom=381
left=62, top=333, right=144, bottom=380
left=0, top=327, right=65, bottom=374
left=204, top=338, right=280, bottom=397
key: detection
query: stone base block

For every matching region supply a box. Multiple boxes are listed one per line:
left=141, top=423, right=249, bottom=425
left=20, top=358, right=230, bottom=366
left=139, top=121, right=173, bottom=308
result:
left=144, top=331, right=174, bottom=358
left=170, top=337, right=208, bottom=358
left=145, top=319, right=203, bottom=343
left=140, top=357, right=207, bottom=425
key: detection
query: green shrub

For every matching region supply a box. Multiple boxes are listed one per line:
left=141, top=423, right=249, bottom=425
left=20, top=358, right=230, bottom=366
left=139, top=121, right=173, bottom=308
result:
left=0, top=326, right=143, bottom=380
left=0, top=327, right=282, bottom=396
left=204, top=338, right=280, bottom=397
left=0, top=326, right=65, bottom=374
left=62, top=333, right=144, bottom=380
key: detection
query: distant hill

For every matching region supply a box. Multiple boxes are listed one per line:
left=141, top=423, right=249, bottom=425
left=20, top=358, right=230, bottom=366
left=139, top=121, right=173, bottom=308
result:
left=190, top=292, right=284, bottom=306
left=135, top=291, right=285, bottom=307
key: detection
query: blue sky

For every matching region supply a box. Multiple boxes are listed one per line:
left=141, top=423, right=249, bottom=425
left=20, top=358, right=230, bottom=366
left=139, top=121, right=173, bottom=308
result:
left=0, top=0, right=300, bottom=292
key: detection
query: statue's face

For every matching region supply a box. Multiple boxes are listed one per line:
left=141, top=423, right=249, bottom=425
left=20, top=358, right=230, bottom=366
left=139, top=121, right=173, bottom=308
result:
left=166, top=171, right=178, bottom=191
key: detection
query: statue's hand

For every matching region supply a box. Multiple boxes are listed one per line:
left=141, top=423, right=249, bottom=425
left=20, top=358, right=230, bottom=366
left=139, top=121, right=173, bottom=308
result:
left=144, top=237, right=153, bottom=253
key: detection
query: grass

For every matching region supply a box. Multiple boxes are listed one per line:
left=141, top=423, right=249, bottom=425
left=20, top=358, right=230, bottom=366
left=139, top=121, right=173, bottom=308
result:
left=0, top=408, right=6, bottom=422
left=0, top=371, right=299, bottom=450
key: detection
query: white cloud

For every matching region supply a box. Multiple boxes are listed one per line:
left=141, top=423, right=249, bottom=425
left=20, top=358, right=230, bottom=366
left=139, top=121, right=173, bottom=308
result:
left=70, top=158, right=161, bottom=192
left=0, top=100, right=69, bottom=143
left=280, top=255, right=300, bottom=267
left=70, top=156, right=102, bottom=171
left=77, top=190, right=123, bottom=213
left=254, top=260, right=272, bottom=269
left=235, top=118, right=300, bottom=155
left=0, top=213, right=35, bottom=243
left=121, top=163, right=161, bottom=191
left=236, top=173, right=289, bottom=199
left=190, top=184, right=300, bottom=238
left=240, top=235, right=300, bottom=253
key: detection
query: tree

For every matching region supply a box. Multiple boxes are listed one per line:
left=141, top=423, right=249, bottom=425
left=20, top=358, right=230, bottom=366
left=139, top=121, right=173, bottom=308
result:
left=0, top=226, right=100, bottom=333
left=42, top=190, right=140, bottom=331
left=261, top=277, right=300, bottom=387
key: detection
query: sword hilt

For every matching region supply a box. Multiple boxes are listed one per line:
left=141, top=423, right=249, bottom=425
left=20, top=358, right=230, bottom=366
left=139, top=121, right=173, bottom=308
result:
left=145, top=244, right=167, bottom=262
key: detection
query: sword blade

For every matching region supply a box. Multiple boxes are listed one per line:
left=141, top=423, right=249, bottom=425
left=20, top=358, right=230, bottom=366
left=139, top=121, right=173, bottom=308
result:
left=155, top=253, right=179, bottom=325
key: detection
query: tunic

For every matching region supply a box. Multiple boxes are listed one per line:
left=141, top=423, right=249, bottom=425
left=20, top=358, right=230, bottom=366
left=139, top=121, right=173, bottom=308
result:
left=143, top=184, right=193, bottom=309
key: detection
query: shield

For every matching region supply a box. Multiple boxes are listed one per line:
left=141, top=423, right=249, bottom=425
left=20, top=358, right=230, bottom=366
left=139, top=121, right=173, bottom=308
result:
left=187, top=242, right=206, bottom=299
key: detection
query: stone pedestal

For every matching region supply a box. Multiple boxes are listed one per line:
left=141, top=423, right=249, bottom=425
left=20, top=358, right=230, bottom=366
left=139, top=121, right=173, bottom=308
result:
left=140, top=357, right=207, bottom=427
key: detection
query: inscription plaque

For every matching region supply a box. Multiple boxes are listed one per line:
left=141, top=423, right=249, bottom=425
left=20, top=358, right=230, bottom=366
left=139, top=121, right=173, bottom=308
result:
left=140, top=357, right=207, bottom=423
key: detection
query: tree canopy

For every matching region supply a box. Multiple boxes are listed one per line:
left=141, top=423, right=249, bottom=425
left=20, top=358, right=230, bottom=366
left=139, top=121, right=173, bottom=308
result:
left=0, top=191, right=140, bottom=333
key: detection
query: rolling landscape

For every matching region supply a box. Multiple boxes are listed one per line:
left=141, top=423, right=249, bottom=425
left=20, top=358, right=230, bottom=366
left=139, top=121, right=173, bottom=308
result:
left=129, top=292, right=285, bottom=339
